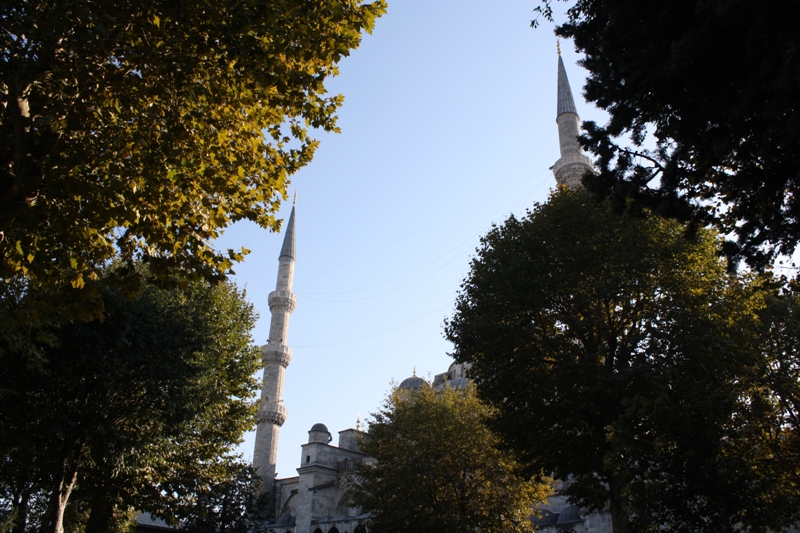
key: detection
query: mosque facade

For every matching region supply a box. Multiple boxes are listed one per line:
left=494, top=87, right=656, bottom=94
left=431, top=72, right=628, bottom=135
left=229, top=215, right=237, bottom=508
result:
left=254, top=52, right=606, bottom=533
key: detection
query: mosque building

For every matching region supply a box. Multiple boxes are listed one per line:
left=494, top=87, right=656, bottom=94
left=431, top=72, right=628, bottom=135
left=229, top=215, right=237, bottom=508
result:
left=253, top=50, right=607, bottom=533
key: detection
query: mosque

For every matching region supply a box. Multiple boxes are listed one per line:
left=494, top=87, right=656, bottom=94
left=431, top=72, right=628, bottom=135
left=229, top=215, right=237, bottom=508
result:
left=252, top=52, right=611, bottom=533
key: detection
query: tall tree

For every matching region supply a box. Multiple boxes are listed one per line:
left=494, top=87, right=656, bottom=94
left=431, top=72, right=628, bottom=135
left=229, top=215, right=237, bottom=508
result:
left=0, top=0, right=385, bottom=293
left=535, top=0, right=800, bottom=269
left=345, top=384, right=549, bottom=533
left=445, top=188, right=796, bottom=533
left=735, top=287, right=800, bottom=526
left=0, top=275, right=262, bottom=533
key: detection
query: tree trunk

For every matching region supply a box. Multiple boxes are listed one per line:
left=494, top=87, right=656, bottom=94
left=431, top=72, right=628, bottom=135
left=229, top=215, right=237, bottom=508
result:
left=48, top=466, right=78, bottom=533
left=11, top=492, right=30, bottom=533
left=85, top=491, right=117, bottom=533
left=47, top=441, right=84, bottom=533
left=608, top=476, right=628, bottom=533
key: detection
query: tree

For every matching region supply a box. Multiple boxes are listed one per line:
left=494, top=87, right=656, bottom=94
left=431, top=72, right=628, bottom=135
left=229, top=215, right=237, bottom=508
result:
left=735, top=287, right=800, bottom=526
left=345, top=384, right=549, bottom=533
left=445, top=188, right=797, bottom=532
left=0, top=274, right=262, bottom=533
left=181, top=461, right=272, bottom=533
left=534, top=0, right=800, bottom=269
left=0, top=0, right=386, bottom=293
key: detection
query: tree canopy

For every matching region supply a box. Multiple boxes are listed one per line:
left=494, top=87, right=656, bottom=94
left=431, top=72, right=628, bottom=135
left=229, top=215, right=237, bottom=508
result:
left=536, top=0, right=800, bottom=269
left=0, top=0, right=385, bottom=292
left=180, top=461, right=271, bottom=533
left=345, top=384, right=549, bottom=533
left=445, top=188, right=799, bottom=533
left=0, top=275, right=263, bottom=533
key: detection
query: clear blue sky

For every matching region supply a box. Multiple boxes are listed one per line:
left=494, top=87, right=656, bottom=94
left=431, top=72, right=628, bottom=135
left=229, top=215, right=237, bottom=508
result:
left=214, top=0, right=607, bottom=478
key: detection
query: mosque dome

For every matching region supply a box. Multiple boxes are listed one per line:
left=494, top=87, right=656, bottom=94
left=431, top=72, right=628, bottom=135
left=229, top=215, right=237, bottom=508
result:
left=308, top=422, right=332, bottom=443
left=434, top=376, right=471, bottom=392
left=556, top=505, right=583, bottom=525
left=398, top=375, right=429, bottom=390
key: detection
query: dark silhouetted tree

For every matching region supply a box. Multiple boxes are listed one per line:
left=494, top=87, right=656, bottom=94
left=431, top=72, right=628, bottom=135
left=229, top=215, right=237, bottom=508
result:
left=446, top=188, right=798, bottom=532
left=533, top=0, right=800, bottom=269
left=0, top=276, right=261, bottom=533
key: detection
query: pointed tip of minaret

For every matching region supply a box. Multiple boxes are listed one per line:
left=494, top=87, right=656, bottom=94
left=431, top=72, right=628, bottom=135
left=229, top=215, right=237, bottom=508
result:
left=279, top=202, right=296, bottom=259
left=557, top=54, right=578, bottom=117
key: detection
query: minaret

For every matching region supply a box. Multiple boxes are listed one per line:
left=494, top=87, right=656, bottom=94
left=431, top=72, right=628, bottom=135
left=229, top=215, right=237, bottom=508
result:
left=552, top=42, right=594, bottom=188
left=253, top=197, right=297, bottom=492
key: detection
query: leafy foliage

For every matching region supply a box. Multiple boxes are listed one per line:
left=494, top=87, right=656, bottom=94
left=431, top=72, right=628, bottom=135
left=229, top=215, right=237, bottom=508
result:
left=0, top=275, right=262, bottom=533
left=0, top=0, right=385, bottom=292
left=445, top=188, right=798, bottom=532
left=540, top=0, right=800, bottom=269
left=181, top=461, right=272, bottom=533
left=346, top=384, right=549, bottom=533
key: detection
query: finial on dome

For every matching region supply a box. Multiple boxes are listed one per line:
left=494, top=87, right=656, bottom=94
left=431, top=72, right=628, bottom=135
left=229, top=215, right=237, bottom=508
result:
left=293, top=191, right=297, bottom=205
left=412, top=366, right=417, bottom=377
left=356, top=413, right=361, bottom=431
left=557, top=40, right=562, bottom=56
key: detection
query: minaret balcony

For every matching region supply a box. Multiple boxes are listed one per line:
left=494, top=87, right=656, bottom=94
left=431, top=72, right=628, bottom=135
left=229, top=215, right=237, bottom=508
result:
left=553, top=154, right=595, bottom=189
left=258, top=402, right=288, bottom=426
left=268, top=290, right=297, bottom=312
left=553, top=152, right=594, bottom=173
left=262, top=344, right=293, bottom=367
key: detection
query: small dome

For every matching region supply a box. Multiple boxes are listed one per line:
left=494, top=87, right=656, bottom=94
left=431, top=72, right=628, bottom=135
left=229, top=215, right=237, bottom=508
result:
left=434, top=377, right=471, bottom=392
left=556, top=505, right=583, bottom=525
left=308, top=423, right=332, bottom=444
left=398, top=375, right=429, bottom=390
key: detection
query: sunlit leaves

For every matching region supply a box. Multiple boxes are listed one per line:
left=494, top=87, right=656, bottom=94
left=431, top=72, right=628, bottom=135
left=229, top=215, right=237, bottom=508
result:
left=347, top=385, right=549, bottom=533
left=0, top=0, right=386, bottom=298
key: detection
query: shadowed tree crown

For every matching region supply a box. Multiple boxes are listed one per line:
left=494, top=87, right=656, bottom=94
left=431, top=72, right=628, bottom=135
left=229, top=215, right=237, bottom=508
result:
left=446, top=188, right=798, bottom=532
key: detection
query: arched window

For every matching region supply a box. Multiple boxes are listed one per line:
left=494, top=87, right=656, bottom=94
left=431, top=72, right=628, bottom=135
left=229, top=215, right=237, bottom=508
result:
left=313, top=528, right=323, bottom=533
left=329, top=527, right=340, bottom=533
left=354, top=525, right=367, bottom=533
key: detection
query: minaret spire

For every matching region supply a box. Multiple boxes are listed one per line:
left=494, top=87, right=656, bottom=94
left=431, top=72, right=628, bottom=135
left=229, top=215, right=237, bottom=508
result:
left=552, top=48, right=593, bottom=188
left=253, top=200, right=298, bottom=493
left=279, top=203, right=296, bottom=260
left=557, top=55, right=578, bottom=117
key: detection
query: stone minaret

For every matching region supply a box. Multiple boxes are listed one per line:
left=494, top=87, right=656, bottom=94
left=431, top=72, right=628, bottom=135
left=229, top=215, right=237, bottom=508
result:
left=552, top=44, right=594, bottom=188
left=253, top=199, right=297, bottom=491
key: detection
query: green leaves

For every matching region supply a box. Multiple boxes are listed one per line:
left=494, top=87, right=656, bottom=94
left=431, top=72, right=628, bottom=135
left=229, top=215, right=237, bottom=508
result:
left=347, top=385, right=549, bottom=533
left=0, top=274, right=263, bottom=531
left=0, top=0, right=387, bottom=302
left=180, top=461, right=271, bottom=533
left=446, top=188, right=796, bottom=532
left=555, top=0, right=800, bottom=269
